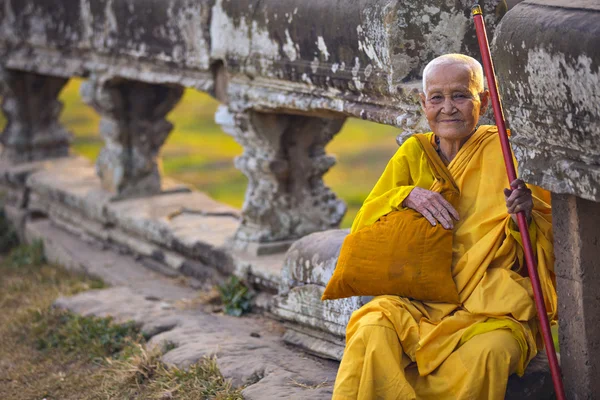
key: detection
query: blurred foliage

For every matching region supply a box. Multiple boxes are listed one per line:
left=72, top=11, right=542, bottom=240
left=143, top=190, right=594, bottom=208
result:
left=6, top=240, right=45, bottom=269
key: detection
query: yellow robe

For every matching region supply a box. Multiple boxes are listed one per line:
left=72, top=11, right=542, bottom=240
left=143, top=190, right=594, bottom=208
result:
left=333, top=125, right=556, bottom=399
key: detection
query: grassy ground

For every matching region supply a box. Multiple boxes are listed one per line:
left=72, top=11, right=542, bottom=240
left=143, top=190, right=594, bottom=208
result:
left=53, top=78, right=399, bottom=228
left=0, top=210, right=243, bottom=399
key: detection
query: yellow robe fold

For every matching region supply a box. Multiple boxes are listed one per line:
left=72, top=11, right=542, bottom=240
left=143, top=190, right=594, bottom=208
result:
left=333, top=125, right=556, bottom=399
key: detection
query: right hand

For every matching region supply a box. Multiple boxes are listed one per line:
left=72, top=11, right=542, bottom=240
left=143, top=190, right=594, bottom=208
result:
left=402, top=187, right=460, bottom=230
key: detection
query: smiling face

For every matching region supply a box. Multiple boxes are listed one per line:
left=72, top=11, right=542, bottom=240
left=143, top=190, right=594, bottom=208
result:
left=420, top=63, right=489, bottom=142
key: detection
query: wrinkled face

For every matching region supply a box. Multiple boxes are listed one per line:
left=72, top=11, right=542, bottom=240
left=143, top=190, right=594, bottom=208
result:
left=420, top=63, right=489, bottom=142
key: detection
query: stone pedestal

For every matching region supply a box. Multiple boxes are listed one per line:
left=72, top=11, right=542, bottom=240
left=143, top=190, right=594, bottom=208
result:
left=0, top=69, right=71, bottom=163
left=81, top=77, right=183, bottom=198
left=552, top=193, right=600, bottom=400
left=216, top=105, right=347, bottom=246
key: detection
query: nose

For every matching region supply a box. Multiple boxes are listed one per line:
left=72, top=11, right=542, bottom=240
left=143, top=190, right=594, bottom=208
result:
left=441, top=97, right=456, bottom=114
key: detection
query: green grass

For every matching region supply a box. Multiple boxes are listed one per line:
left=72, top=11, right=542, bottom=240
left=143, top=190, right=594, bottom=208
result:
left=54, top=78, right=399, bottom=227
left=0, top=217, right=242, bottom=400
left=32, top=309, right=141, bottom=360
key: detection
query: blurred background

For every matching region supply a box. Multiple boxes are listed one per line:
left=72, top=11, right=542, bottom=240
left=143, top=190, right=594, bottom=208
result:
left=0, top=80, right=401, bottom=228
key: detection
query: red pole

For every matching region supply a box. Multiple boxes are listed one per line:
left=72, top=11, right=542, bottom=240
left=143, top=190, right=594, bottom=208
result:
left=471, top=5, right=565, bottom=400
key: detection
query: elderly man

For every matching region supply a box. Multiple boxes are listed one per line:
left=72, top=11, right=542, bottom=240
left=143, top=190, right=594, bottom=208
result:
left=332, top=54, right=557, bottom=399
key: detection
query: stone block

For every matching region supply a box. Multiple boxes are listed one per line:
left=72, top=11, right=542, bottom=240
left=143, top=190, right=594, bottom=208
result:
left=279, top=229, right=350, bottom=291
left=272, top=229, right=373, bottom=359
left=233, top=251, right=286, bottom=294
left=26, top=156, right=112, bottom=223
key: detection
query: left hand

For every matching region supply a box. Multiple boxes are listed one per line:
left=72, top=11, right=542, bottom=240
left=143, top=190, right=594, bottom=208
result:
left=503, top=179, right=533, bottom=226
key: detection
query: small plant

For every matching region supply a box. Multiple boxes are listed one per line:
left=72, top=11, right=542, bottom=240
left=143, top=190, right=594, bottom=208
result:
left=217, top=276, right=254, bottom=317
left=31, top=308, right=142, bottom=359
left=6, top=240, right=45, bottom=268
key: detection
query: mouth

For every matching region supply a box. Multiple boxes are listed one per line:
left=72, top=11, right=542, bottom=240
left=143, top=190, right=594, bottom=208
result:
left=439, top=119, right=463, bottom=123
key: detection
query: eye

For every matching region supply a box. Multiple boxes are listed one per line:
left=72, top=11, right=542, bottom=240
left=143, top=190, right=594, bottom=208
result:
left=452, top=93, right=470, bottom=102
left=429, top=95, right=443, bottom=103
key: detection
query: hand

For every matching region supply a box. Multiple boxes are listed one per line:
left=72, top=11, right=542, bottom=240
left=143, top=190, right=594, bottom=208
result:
left=504, top=179, right=533, bottom=226
left=402, top=187, right=459, bottom=229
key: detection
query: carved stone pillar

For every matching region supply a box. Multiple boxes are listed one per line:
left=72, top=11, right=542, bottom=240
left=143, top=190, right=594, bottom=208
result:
left=216, top=106, right=347, bottom=249
left=0, top=68, right=71, bottom=163
left=81, top=77, right=183, bottom=198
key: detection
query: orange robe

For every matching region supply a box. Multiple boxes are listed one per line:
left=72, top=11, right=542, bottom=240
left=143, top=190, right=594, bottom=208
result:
left=333, top=125, right=556, bottom=399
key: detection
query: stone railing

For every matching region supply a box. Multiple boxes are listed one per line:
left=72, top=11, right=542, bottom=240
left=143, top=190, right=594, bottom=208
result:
left=0, top=0, right=503, bottom=260
left=2, top=0, right=599, bottom=398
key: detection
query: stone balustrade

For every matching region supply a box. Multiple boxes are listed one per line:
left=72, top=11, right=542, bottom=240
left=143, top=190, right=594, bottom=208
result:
left=1, top=0, right=599, bottom=398
left=0, top=0, right=505, bottom=248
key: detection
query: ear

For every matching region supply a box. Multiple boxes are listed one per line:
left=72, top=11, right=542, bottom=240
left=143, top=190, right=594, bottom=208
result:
left=479, top=90, right=490, bottom=115
left=419, top=93, right=427, bottom=110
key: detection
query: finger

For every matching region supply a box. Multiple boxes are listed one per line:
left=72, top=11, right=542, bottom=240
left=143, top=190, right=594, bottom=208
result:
left=503, top=188, right=512, bottom=199
left=434, top=195, right=460, bottom=221
left=430, top=203, right=454, bottom=228
left=428, top=207, right=452, bottom=229
left=420, top=208, right=438, bottom=227
left=510, top=179, right=526, bottom=189
left=511, top=199, right=533, bottom=214
left=507, top=187, right=530, bottom=203
left=509, top=201, right=532, bottom=215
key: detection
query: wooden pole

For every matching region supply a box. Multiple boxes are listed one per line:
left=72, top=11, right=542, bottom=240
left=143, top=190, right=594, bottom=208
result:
left=471, top=5, right=566, bottom=400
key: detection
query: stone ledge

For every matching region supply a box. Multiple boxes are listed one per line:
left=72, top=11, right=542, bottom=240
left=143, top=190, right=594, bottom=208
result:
left=0, top=156, right=285, bottom=293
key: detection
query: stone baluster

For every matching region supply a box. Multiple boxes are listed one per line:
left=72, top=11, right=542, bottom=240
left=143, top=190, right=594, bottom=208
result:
left=216, top=106, right=347, bottom=252
left=0, top=68, right=71, bottom=163
left=81, top=76, right=183, bottom=198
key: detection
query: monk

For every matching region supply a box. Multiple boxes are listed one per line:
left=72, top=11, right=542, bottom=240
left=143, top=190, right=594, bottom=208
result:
left=332, top=54, right=557, bottom=399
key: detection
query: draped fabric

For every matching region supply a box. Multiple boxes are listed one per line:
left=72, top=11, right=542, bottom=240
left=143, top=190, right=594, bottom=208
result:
left=333, top=125, right=556, bottom=399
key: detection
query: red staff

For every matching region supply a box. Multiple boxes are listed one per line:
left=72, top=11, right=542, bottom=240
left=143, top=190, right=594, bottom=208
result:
left=471, top=5, right=566, bottom=400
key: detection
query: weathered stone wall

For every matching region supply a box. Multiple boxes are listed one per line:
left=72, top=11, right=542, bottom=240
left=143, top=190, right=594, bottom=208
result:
left=493, top=0, right=600, bottom=201
left=0, top=0, right=506, bottom=127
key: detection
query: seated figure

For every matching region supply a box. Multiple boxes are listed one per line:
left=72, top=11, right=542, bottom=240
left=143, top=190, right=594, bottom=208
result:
left=332, top=54, right=557, bottom=399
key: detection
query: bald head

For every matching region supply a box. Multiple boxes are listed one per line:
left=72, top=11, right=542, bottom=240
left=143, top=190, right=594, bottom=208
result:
left=422, top=54, right=484, bottom=94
